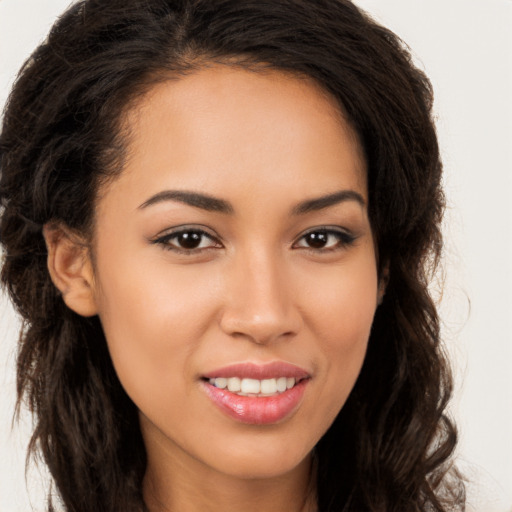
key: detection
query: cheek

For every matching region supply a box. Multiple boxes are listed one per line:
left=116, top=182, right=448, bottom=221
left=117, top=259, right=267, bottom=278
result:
left=302, top=248, right=378, bottom=344
left=300, top=253, right=378, bottom=417
left=92, top=251, right=222, bottom=410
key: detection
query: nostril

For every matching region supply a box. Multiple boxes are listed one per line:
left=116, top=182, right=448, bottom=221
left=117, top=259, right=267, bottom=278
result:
left=218, top=283, right=303, bottom=344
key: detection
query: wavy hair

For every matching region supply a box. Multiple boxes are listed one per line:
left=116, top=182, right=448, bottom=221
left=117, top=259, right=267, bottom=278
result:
left=0, top=1, right=464, bottom=510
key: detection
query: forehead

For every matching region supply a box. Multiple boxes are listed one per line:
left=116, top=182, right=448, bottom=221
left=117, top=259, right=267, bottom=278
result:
left=101, top=65, right=367, bottom=209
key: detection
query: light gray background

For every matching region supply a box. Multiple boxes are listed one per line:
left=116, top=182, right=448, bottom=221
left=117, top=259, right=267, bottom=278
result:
left=1, top=0, right=511, bottom=510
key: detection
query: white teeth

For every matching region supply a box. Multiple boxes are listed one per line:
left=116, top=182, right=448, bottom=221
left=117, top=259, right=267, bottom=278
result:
left=241, top=378, right=260, bottom=394
left=209, top=376, right=298, bottom=395
left=276, top=377, right=287, bottom=392
left=260, top=378, right=277, bottom=394
left=214, top=377, right=227, bottom=389
left=227, top=377, right=241, bottom=392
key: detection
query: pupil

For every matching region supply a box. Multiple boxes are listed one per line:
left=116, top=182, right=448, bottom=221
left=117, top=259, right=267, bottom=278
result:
left=307, top=232, right=327, bottom=248
left=178, top=232, right=202, bottom=249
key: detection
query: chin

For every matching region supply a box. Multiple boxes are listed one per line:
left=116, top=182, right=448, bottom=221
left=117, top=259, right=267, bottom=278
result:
left=204, top=436, right=313, bottom=480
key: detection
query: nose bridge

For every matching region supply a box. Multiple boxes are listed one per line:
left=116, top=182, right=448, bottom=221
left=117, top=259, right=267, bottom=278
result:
left=220, top=245, right=299, bottom=344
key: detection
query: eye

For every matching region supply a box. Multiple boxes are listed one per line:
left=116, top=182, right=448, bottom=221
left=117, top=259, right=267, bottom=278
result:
left=294, top=228, right=356, bottom=251
left=152, top=228, right=222, bottom=253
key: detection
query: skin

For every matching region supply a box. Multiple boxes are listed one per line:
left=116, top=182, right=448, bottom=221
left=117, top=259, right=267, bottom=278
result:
left=46, top=66, right=382, bottom=512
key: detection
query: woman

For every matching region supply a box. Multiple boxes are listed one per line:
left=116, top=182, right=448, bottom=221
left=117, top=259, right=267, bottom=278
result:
left=0, top=0, right=465, bottom=511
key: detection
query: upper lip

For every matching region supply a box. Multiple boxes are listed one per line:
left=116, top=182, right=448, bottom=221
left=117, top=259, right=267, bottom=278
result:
left=202, top=361, right=310, bottom=380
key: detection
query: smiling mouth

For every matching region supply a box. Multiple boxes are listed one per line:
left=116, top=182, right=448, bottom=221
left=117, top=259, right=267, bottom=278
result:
left=205, top=376, right=304, bottom=397
left=200, top=362, right=311, bottom=423
left=201, top=375, right=310, bottom=424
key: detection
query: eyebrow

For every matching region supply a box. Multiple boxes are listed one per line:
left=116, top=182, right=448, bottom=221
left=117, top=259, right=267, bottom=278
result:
left=138, top=190, right=234, bottom=214
left=138, top=188, right=365, bottom=215
left=291, top=190, right=366, bottom=215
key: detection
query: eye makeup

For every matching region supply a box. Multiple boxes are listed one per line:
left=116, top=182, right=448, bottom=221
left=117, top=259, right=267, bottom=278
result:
left=150, top=223, right=358, bottom=257
left=293, top=226, right=357, bottom=253
left=151, top=225, right=223, bottom=254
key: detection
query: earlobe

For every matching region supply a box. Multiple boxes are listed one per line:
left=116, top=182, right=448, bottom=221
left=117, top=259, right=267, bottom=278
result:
left=43, top=223, right=98, bottom=317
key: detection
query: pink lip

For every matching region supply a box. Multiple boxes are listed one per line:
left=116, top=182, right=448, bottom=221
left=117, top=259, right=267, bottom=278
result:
left=202, top=361, right=310, bottom=380
left=201, top=361, right=311, bottom=425
left=202, top=378, right=309, bottom=425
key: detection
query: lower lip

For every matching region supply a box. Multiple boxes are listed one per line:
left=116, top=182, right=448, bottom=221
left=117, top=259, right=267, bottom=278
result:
left=202, top=379, right=309, bottom=425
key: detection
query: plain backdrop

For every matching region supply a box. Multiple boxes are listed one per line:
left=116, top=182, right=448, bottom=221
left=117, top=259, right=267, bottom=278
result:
left=1, top=1, right=511, bottom=511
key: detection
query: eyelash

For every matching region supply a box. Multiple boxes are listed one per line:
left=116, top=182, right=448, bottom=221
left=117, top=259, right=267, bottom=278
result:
left=294, top=227, right=357, bottom=253
left=151, top=227, right=221, bottom=254
left=151, top=226, right=357, bottom=254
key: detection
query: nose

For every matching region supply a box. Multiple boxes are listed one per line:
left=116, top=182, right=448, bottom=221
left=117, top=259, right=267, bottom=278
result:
left=219, top=250, right=302, bottom=345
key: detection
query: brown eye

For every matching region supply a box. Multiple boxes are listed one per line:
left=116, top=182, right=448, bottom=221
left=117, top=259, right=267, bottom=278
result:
left=153, top=228, right=222, bottom=252
left=303, top=232, right=329, bottom=249
left=294, top=228, right=356, bottom=251
left=175, top=231, right=204, bottom=249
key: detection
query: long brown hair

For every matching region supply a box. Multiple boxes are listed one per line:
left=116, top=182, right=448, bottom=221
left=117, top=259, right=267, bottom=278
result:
left=0, top=1, right=464, bottom=510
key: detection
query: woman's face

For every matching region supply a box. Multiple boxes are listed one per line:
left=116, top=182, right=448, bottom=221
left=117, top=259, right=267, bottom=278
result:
left=90, top=66, right=379, bottom=480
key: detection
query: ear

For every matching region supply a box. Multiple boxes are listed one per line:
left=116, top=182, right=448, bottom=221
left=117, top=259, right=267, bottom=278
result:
left=43, top=223, right=98, bottom=317
left=377, top=262, right=389, bottom=306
